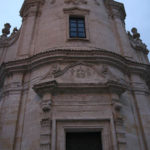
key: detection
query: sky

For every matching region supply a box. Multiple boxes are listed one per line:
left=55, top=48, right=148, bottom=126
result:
left=0, top=0, right=150, bottom=56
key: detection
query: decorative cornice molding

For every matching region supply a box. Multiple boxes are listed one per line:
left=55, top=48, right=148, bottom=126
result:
left=0, top=48, right=150, bottom=87
left=63, top=6, right=90, bottom=14
left=33, top=80, right=126, bottom=96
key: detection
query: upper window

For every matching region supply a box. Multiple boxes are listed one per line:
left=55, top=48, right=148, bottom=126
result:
left=69, top=16, right=86, bottom=38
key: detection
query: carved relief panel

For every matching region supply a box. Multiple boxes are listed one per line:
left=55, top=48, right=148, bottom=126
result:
left=54, top=64, right=107, bottom=83
left=40, top=63, right=121, bottom=85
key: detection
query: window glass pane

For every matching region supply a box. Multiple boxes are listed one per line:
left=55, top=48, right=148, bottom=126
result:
left=70, top=27, right=77, bottom=32
left=78, top=28, right=84, bottom=32
left=78, top=32, right=85, bottom=38
left=70, top=32, right=77, bottom=37
left=70, top=23, right=77, bottom=27
left=78, top=23, right=84, bottom=27
left=78, top=19, right=84, bottom=24
left=70, top=19, right=76, bottom=23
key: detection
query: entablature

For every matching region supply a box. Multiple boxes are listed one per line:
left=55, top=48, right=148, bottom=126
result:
left=0, top=48, right=150, bottom=87
left=33, top=80, right=126, bottom=97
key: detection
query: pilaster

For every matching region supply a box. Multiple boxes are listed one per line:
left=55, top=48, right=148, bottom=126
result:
left=130, top=74, right=150, bottom=150
left=0, top=73, right=24, bottom=150
left=108, top=1, right=133, bottom=59
left=17, top=0, right=45, bottom=57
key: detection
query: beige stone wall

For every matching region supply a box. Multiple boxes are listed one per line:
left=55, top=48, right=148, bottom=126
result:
left=0, top=0, right=149, bottom=63
left=0, top=0, right=150, bottom=150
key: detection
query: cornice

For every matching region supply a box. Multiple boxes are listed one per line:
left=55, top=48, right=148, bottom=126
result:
left=0, top=48, right=150, bottom=86
left=33, top=80, right=126, bottom=96
left=63, top=6, right=90, bottom=14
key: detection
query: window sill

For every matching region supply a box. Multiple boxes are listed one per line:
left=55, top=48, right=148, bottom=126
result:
left=67, top=38, right=89, bottom=42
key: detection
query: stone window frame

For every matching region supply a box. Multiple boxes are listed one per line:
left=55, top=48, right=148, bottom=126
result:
left=55, top=120, right=113, bottom=150
left=63, top=7, right=90, bottom=41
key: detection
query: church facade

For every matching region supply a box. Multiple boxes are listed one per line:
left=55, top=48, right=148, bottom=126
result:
left=0, top=0, right=150, bottom=150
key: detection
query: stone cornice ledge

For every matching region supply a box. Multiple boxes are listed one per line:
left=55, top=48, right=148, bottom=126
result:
left=33, top=80, right=126, bottom=96
left=0, top=48, right=150, bottom=86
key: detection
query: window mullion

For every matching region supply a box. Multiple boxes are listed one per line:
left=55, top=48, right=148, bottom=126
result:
left=77, top=20, right=79, bottom=37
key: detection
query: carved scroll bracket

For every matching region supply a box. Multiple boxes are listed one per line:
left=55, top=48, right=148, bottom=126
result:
left=40, top=92, right=52, bottom=150
left=41, top=93, right=52, bottom=112
left=111, top=93, right=127, bottom=149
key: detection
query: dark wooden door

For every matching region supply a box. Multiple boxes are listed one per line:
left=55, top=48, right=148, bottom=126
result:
left=66, top=132, right=102, bottom=150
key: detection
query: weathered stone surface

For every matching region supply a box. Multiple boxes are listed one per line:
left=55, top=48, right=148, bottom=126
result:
left=0, top=0, right=150, bottom=150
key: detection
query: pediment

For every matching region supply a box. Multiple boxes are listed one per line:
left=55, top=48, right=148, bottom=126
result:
left=33, top=63, right=126, bottom=96
left=41, top=62, right=121, bottom=84
left=53, top=63, right=107, bottom=84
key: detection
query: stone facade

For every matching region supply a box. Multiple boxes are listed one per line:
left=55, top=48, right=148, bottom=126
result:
left=0, top=0, right=150, bottom=150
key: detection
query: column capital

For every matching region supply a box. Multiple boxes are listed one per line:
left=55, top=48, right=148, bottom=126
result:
left=109, top=1, right=126, bottom=22
left=20, top=0, right=45, bottom=18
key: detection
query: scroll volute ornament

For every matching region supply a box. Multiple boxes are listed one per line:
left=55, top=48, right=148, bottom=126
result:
left=40, top=93, right=52, bottom=112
